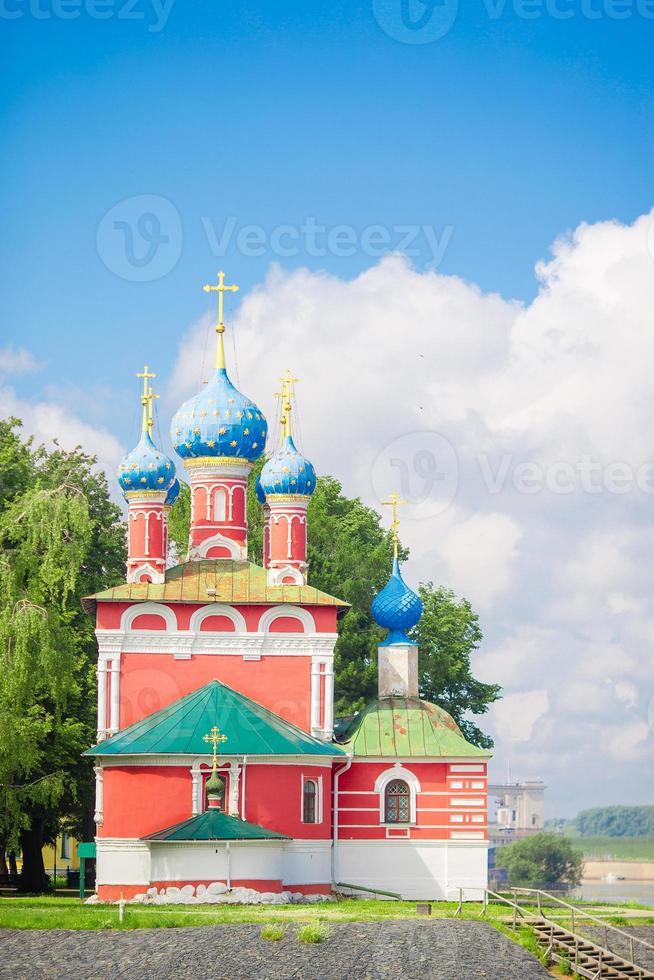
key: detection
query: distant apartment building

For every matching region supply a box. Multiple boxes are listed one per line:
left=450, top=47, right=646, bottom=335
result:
left=489, top=780, right=546, bottom=833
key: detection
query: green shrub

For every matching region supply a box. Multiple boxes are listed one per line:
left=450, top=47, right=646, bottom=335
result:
left=260, top=924, right=285, bottom=942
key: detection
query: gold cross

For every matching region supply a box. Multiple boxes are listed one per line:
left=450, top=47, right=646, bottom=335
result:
left=203, top=271, right=239, bottom=370
left=146, top=384, right=160, bottom=437
left=275, top=369, right=299, bottom=444
left=382, top=491, right=406, bottom=559
left=203, top=725, right=228, bottom=767
left=136, top=365, right=156, bottom=434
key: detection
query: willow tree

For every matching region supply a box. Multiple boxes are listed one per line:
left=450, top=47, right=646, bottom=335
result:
left=0, top=420, right=125, bottom=891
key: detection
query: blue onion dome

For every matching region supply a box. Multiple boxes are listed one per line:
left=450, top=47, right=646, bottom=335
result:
left=254, top=474, right=267, bottom=505
left=259, top=435, right=317, bottom=498
left=170, top=368, right=267, bottom=462
left=372, top=558, right=423, bottom=646
left=165, top=476, right=180, bottom=507
left=117, top=432, right=176, bottom=498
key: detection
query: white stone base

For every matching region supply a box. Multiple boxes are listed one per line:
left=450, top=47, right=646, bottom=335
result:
left=96, top=838, right=332, bottom=891
left=335, top=839, right=489, bottom=900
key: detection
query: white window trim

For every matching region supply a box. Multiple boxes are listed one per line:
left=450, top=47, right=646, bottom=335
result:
left=188, top=604, right=247, bottom=633
left=121, top=601, right=177, bottom=632
left=258, top=604, right=315, bottom=634
left=300, top=773, right=323, bottom=825
left=374, top=764, right=420, bottom=826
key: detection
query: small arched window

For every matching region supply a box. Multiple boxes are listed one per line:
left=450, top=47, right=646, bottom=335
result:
left=303, top=779, right=318, bottom=823
left=384, top=779, right=411, bottom=824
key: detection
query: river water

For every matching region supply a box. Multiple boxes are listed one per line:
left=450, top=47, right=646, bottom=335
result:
left=572, top=882, right=654, bottom=907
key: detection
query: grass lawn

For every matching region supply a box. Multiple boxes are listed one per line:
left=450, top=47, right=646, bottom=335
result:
left=1, top=893, right=652, bottom=933
left=567, top=836, right=654, bottom=861
left=0, top=896, right=465, bottom=931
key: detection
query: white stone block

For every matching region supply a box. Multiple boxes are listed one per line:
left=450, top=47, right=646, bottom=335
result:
left=180, top=884, right=195, bottom=896
left=207, top=882, right=228, bottom=895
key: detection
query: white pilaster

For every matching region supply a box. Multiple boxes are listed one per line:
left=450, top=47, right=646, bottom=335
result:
left=96, top=661, right=108, bottom=741
left=94, top=765, right=104, bottom=825
left=322, top=662, right=334, bottom=740
left=228, top=762, right=241, bottom=816
left=191, top=766, right=203, bottom=815
left=310, top=660, right=321, bottom=736
left=108, top=658, right=121, bottom=734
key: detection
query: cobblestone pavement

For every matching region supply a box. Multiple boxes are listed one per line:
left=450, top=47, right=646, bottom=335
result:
left=0, top=920, right=551, bottom=980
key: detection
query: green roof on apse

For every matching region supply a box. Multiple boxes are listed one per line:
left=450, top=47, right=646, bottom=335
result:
left=143, top=809, right=289, bottom=842
left=335, top=697, right=491, bottom=759
left=84, top=679, right=345, bottom=758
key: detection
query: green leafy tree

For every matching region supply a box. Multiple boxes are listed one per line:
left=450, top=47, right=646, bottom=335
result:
left=573, top=806, right=654, bottom=838
left=413, top=586, right=500, bottom=748
left=0, top=420, right=125, bottom=891
left=496, top=832, right=584, bottom=887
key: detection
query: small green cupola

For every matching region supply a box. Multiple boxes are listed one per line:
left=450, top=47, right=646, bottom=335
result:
left=203, top=724, right=228, bottom=811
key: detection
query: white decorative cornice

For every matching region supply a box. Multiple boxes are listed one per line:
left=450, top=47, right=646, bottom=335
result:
left=95, top=628, right=337, bottom=661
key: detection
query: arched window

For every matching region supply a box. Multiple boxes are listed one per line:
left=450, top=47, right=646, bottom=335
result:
left=213, top=488, right=227, bottom=522
left=303, top=779, right=318, bottom=823
left=384, top=779, right=410, bottom=824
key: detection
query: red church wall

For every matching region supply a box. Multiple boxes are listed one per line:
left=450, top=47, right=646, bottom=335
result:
left=336, top=761, right=487, bottom=841
left=99, top=766, right=191, bottom=839
left=118, top=653, right=312, bottom=730
left=199, top=615, right=236, bottom=632
left=245, top=764, right=333, bottom=839
left=96, top=601, right=338, bottom=634
left=131, top=614, right=168, bottom=630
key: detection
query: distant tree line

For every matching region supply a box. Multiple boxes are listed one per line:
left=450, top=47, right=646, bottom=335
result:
left=573, top=806, right=654, bottom=838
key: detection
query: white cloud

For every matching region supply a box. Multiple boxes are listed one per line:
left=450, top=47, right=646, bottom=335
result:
left=0, top=346, right=41, bottom=376
left=0, top=383, right=124, bottom=480
left=491, top=690, right=550, bottom=742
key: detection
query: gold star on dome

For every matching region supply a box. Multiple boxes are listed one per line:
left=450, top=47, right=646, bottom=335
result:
left=236, top=410, right=243, bottom=419
left=252, top=442, right=258, bottom=448
left=247, top=412, right=253, bottom=419
left=225, top=410, right=231, bottom=418
left=281, top=466, right=290, bottom=473
left=140, top=477, right=147, bottom=484
left=165, top=463, right=171, bottom=470
left=207, top=440, right=215, bottom=448
left=157, top=476, right=164, bottom=484
left=185, top=442, right=192, bottom=449
left=213, top=410, right=219, bottom=417
left=175, top=428, right=181, bottom=436
left=194, top=427, right=201, bottom=435
left=228, top=398, right=235, bottom=404
left=230, top=440, right=237, bottom=447
left=124, top=477, right=131, bottom=485
left=243, top=428, right=250, bottom=435
left=200, top=410, right=207, bottom=418
left=219, top=426, right=226, bottom=435
left=291, top=479, right=296, bottom=485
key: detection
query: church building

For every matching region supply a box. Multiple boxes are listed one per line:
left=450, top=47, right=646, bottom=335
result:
left=83, top=274, right=490, bottom=902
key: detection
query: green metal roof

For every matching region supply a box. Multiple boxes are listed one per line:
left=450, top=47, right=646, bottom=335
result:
left=336, top=697, right=491, bottom=758
left=143, top=809, right=289, bottom=843
left=85, top=680, right=345, bottom=758
left=82, top=559, right=349, bottom=617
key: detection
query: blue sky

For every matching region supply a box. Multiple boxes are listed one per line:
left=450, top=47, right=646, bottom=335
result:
left=3, top=1, right=654, bottom=812
left=2, top=0, right=653, bottom=441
